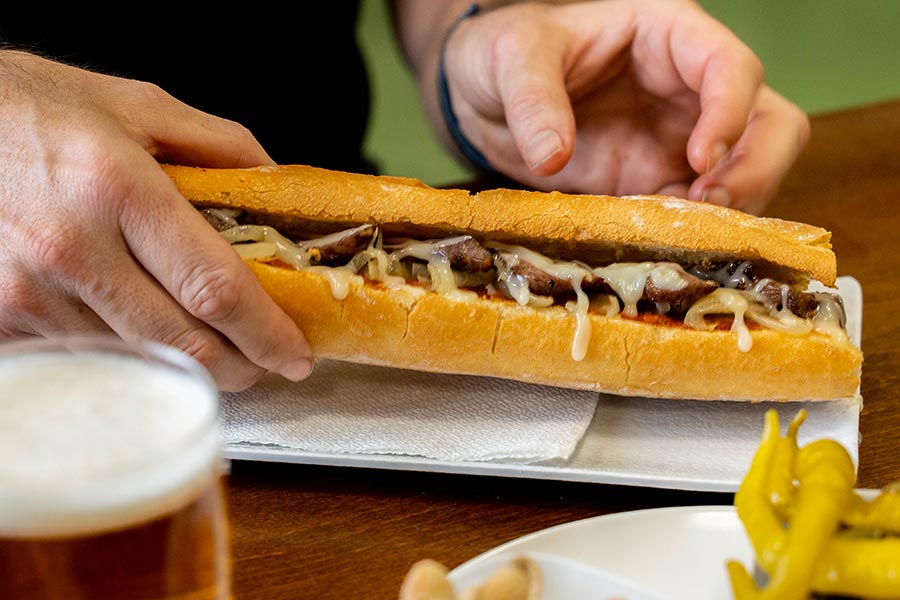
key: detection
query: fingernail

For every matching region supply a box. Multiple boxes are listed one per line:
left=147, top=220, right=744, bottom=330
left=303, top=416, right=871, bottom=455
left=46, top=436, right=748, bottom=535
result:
left=706, top=142, right=729, bottom=173
left=701, top=186, right=732, bottom=207
left=527, top=129, right=564, bottom=170
left=280, top=357, right=314, bottom=381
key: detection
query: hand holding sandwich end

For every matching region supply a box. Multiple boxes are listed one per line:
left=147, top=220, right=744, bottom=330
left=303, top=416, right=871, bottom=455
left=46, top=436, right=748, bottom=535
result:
left=428, top=0, right=809, bottom=215
left=0, top=50, right=313, bottom=391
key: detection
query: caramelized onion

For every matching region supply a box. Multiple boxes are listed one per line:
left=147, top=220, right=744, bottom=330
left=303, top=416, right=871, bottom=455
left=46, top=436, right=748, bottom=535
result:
left=684, top=289, right=753, bottom=352
left=746, top=305, right=814, bottom=335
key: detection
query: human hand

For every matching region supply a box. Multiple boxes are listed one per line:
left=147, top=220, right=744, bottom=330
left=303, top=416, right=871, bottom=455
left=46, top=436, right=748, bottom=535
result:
left=0, top=51, right=313, bottom=391
left=440, top=0, right=810, bottom=214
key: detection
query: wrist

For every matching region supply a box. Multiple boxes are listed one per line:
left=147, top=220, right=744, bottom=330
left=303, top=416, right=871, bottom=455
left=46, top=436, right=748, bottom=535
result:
left=437, top=3, right=498, bottom=174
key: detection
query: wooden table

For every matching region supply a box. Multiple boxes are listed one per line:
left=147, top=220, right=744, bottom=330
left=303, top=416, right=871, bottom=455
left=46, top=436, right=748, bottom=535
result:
left=225, top=99, right=900, bottom=600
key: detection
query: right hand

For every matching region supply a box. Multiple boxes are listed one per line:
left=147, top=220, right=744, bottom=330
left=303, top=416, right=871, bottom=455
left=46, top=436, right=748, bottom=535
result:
left=0, top=51, right=313, bottom=391
left=434, top=0, right=810, bottom=214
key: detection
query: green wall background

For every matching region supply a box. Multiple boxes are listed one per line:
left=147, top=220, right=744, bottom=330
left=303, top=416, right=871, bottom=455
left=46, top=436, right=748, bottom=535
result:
left=357, top=0, right=900, bottom=187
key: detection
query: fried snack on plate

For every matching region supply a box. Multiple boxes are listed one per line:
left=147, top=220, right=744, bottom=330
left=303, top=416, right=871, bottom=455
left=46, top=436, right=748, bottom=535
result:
left=729, top=409, right=900, bottom=599
left=399, top=559, right=455, bottom=600
left=400, top=556, right=541, bottom=600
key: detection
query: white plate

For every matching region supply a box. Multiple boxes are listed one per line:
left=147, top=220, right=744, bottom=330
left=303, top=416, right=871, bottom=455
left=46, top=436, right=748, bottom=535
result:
left=451, top=551, right=668, bottom=600
left=449, top=505, right=753, bottom=600
left=224, top=277, right=862, bottom=493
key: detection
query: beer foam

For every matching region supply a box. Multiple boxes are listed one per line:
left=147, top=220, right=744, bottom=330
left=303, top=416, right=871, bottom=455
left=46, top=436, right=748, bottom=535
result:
left=0, top=349, right=221, bottom=538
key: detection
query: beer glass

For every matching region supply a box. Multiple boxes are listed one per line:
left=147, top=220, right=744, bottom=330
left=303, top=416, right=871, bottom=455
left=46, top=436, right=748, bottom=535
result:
left=0, top=336, right=231, bottom=600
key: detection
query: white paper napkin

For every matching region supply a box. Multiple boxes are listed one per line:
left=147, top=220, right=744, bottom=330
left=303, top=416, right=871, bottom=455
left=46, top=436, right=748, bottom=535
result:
left=221, top=360, right=599, bottom=463
left=560, top=394, right=862, bottom=490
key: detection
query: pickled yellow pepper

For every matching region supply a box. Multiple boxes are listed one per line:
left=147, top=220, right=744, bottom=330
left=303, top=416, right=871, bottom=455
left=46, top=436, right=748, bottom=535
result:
left=728, top=409, right=900, bottom=599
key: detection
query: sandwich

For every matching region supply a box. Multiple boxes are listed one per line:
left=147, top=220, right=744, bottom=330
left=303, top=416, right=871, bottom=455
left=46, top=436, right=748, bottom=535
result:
left=162, top=163, right=862, bottom=402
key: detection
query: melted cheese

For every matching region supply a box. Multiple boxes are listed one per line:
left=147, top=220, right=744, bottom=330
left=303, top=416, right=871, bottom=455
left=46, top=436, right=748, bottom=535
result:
left=492, top=243, right=591, bottom=281
left=745, top=303, right=813, bottom=336
left=565, top=272, right=592, bottom=361
left=212, top=220, right=845, bottom=360
left=685, top=289, right=753, bottom=352
left=492, top=245, right=590, bottom=310
left=307, top=266, right=362, bottom=301
left=221, top=225, right=310, bottom=269
left=812, top=293, right=849, bottom=341
left=593, top=262, right=689, bottom=317
left=384, top=237, right=481, bottom=302
left=348, top=246, right=407, bottom=289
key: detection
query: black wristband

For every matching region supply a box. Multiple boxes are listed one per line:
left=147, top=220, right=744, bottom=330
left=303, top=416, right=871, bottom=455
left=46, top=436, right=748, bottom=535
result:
left=437, top=3, right=498, bottom=174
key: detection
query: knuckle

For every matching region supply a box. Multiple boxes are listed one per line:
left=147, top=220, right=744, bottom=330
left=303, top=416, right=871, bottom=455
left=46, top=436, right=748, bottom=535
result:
left=504, top=83, right=557, bottom=127
left=167, top=328, right=265, bottom=392
left=492, top=27, right=528, bottom=57
left=167, top=328, right=227, bottom=374
left=118, top=80, right=185, bottom=126
left=23, top=223, right=87, bottom=277
left=178, top=264, right=243, bottom=324
left=219, top=117, right=257, bottom=144
left=128, top=80, right=171, bottom=105
left=84, top=158, right=137, bottom=208
left=59, top=139, right=138, bottom=215
left=216, top=119, right=261, bottom=165
left=741, top=50, right=765, bottom=84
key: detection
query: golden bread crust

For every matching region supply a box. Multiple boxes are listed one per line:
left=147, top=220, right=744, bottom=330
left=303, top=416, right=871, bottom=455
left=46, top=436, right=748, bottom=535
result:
left=249, top=261, right=861, bottom=401
left=162, top=164, right=837, bottom=285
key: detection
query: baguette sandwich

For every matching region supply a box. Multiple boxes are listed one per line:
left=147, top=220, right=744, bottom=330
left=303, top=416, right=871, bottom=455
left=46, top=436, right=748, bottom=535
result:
left=163, top=163, right=862, bottom=402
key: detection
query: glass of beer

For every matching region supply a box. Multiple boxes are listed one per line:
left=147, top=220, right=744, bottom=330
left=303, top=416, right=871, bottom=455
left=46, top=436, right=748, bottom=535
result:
left=0, top=335, right=230, bottom=600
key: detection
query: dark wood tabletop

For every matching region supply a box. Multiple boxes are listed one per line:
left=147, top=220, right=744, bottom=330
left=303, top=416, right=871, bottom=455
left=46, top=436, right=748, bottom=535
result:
left=225, top=99, right=900, bottom=600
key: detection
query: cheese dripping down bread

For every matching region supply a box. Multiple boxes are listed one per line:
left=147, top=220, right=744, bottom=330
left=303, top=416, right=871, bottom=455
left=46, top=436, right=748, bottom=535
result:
left=163, top=164, right=863, bottom=402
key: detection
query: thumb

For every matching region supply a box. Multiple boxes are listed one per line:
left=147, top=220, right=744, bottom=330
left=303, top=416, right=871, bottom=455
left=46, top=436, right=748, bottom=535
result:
left=493, top=35, right=575, bottom=176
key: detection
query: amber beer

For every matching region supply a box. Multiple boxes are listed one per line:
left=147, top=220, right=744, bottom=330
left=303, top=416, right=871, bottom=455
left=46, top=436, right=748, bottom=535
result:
left=0, top=337, right=231, bottom=600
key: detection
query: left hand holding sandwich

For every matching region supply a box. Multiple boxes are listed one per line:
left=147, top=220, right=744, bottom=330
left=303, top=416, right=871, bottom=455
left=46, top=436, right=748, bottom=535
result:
left=398, top=0, right=809, bottom=215
left=0, top=50, right=315, bottom=391
left=1, top=2, right=809, bottom=392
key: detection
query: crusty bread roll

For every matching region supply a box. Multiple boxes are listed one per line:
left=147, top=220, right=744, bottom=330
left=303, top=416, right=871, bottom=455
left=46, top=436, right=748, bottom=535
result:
left=163, top=163, right=862, bottom=401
